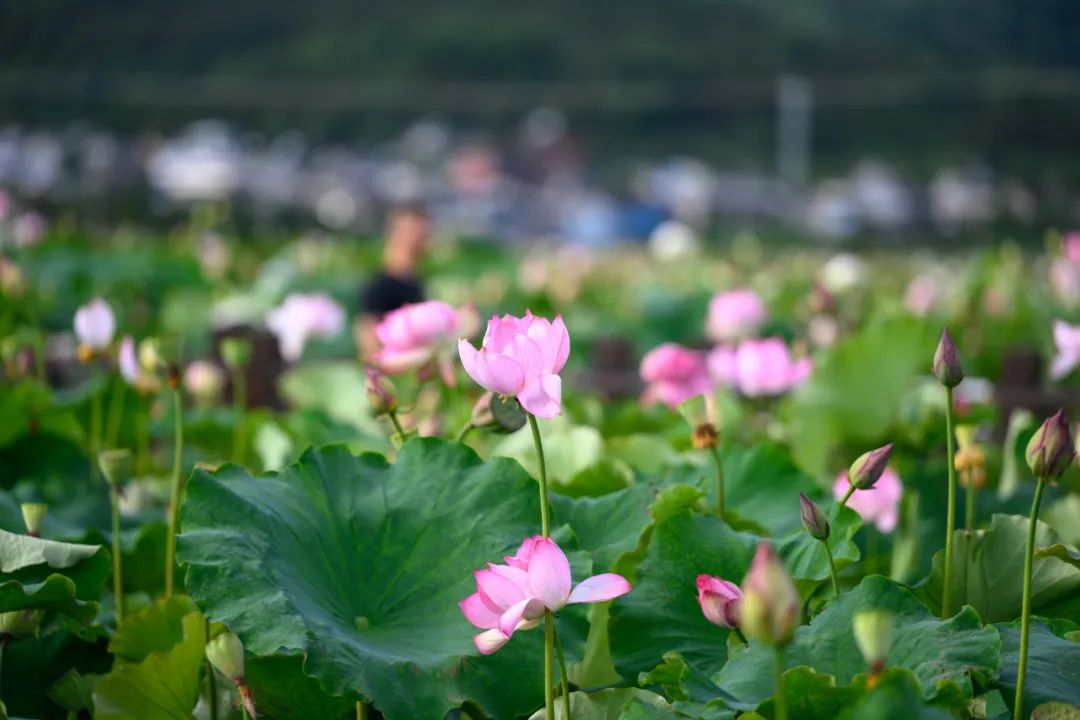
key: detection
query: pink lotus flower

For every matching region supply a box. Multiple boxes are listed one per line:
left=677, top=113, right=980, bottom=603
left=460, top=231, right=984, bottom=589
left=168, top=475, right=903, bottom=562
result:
left=706, top=289, right=766, bottom=342
left=1065, top=232, right=1080, bottom=267
left=696, top=575, right=742, bottom=628
left=74, top=298, right=116, bottom=350
left=1050, top=320, right=1080, bottom=381
left=373, top=300, right=462, bottom=384
left=118, top=336, right=139, bottom=384
left=458, top=311, right=569, bottom=418
left=640, top=343, right=711, bottom=408
left=833, top=466, right=903, bottom=533
left=460, top=536, right=631, bottom=655
left=709, top=338, right=812, bottom=397
left=265, top=293, right=346, bottom=363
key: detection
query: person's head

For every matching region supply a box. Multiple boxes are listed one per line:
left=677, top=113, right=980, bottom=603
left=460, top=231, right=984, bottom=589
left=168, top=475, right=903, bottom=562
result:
left=383, top=204, right=430, bottom=275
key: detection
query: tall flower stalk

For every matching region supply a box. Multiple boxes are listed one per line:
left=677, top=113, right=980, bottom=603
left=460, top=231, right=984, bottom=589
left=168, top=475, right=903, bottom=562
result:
left=99, top=450, right=132, bottom=624
left=164, top=366, right=184, bottom=598
left=933, top=328, right=963, bottom=618
left=528, top=413, right=558, bottom=719
left=1014, top=409, right=1073, bottom=719
left=799, top=493, right=837, bottom=596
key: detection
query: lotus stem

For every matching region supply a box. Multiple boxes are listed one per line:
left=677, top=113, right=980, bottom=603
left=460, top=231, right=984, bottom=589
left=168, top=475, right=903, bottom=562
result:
left=707, top=445, right=725, bottom=519
left=823, top=540, right=839, bottom=597
left=456, top=422, right=474, bottom=443
left=356, top=700, right=365, bottom=720
left=773, top=646, right=788, bottom=720
left=839, top=483, right=856, bottom=508
left=554, top=620, right=571, bottom=720
left=544, top=609, right=555, bottom=720
left=528, top=413, right=551, bottom=537
left=942, top=386, right=957, bottom=618
left=165, top=386, right=184, bottom=597
left=89, top=373, right=103, bottom=479
left=207, top=619, right=218, bottom=720
left=231, top=370, right=246, bottom=465
left=1013, top=476, right=1046, bottom=720
left=104, top=376, right=126, bottom=451
left=388, top=411, right=406, bottom=441
left=110, top=482, right=124, bottom=624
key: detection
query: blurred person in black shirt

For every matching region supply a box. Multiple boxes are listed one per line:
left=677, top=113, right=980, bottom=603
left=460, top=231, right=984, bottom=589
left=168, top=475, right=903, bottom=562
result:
left=356, top=205, right=431, bottom=358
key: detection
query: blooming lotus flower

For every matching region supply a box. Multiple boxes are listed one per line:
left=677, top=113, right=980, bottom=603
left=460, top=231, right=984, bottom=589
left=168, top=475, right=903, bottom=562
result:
left=1050, top=321, right=1080, bottom=381
left=373, top=300, right=461, bottom=384
left=640, top=343, right=711, bottom=408
left=265, top=293, right=346, bottom=363
left=706, top=290, right=766, bottom=342
left=458, top=311, right=569, bottom=418
left=710, top=338, right=812, bottom=397
left=74, top=298, right=116, bottom=352
left=696, top=575, right=742, bottom=628
left=833, top=466, right=903, bottom=533
left=460, top=535, right=630, bottom=655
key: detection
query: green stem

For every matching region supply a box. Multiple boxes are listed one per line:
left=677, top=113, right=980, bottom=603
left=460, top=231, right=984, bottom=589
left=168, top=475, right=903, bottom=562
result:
left=528, top=413, right=551, bottom=537
left=231, top=370, right=246, bottom=465
left=136, top=398, right=150, bottom=475
left=89, top=372, right=103, bottom=479
left=456, top=422, right=474, bottom=443
left=544, top=609, right=555, bottom=720
left=206, top=620, right=218, bottom=720
left=104, top=376, right=126, bottom=451
left=241, top=703, right=250, bottom=720
left=1014, top=477, right=1046, bottom=720
left=356, top=700, right=365, bottom=720
left=707, top=445, right=725, bottom=519
left=822, top=540, right=839, bottom=597
left=839, top=483, right=856, bottom=508
left=942, top=386, right=957, bottom=618
left=773, top=646, right=788, bottom=720
left=554, top=620, right=571, bottom=720
left=110, top=483, right=124, bottom=624
left=965, top=482, right=977, bottom=534
left=165, top=387, right=184, bottom=597
left=388, top=411, right=406, bottom=441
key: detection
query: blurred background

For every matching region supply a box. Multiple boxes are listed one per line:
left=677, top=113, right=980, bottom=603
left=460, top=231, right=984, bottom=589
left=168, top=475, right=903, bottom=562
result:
left=2, top=0, right=1080, bottom=244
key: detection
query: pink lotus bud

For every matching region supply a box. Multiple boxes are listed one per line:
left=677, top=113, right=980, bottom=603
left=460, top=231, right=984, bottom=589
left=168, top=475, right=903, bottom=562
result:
left=932, top=328, right=964, bottom=388
left=1026, top=409, right=1075, bottom=481
left=639, top=343, right=711, bottom=409
left=798, top=493, right=829, bottom=541
left=739, top=543, right=800, bottom=647
left=458, top=311, right=569, bottom=418
left=73, top=297, right=116, bottom=352
left=696, top=575, right=741, bottom=628
left=847, top=443, right=894, bottom=490
left=364, top=367, right=397, bottom=416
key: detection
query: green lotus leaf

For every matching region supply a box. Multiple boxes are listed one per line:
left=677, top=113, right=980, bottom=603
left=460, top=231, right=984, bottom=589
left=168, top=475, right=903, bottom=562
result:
left=93, top=604, right=206, bottom=720
left=714, top=576, right=999, bottom=711
left=244, top=654, right=357, bottom=720
left=777, top=504, right=862, bottom=601
left=524, top=688, right=672, bottom=720
left=914, top=514, right=1080, bottom=624
left=108, top=595, right=199, bottom=664
left=0, top=529, right=110, bottom=624
left=833, top=668, right=954, bottom=720
left=179, top=438, right=586, bottom=720
left=996, top=620, right=1080, bottom=718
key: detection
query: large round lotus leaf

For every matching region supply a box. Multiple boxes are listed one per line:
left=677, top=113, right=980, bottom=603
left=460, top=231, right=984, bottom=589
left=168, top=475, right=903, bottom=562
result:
left=0, top=529, right=110, bottom=624
left=996, top=620, right=1080, bottom=718
left=179, top=438, right=564, bottom=720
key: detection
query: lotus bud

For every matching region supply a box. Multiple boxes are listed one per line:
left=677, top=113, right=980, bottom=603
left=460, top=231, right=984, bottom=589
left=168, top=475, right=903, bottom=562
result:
left=470, top=391, right=527, bottom=434
left=206, top=632, right=245, bottom=681
left=20, top=502, right=47, bottom=537
left=0, top=609, right=40, bottom=640
left=220, top=337, right=253, bottom=371
left=932, top=328, right=964, bottom=388
left=1026, top=409, right=1075, bottom=481
left=98, top=449, right=134, bottom=488
left=798, top=493, right=830, bottom=541
left=739, top=543, right=800, bottom=647
left=853, top=609, right=894, bottom=677
left=365, top=367, right=397, bottom=416
left=848, top=443, right=894, bottom=490
left=696, top=575, right=742, bottom=628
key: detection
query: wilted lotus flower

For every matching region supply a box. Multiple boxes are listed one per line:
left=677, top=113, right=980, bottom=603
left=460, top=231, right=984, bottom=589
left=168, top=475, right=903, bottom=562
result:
left=706, top=289, right=766, bottom=342
left=640, top=343, right=711, bottom=409
left=460, top=535, right=630, bottom=654
left=696, top=575, right=742, bottom=628
left=183, top=361, right=225, bottom=405
left=265, top=293, right=346, bottom=363
left=739, top=543, right=800, bottom=647
left=710, top=338, right=813, bottom=397
left=833, top=467, right=903, bottom=533
left=932, top=328, right=964, bottom=388
left=458, top=311, right=569, bottom=418
left=847, top=443, right=894, bottom=490
left=373, top=300, right=462, bottom=384
left=1049, top=321, right=1080, bottom=381
left=798, top=493, right=830, bottom=541
left=74, top=298, right=116, bottom=357
left=1026, top=409, right=1075, bottom=481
